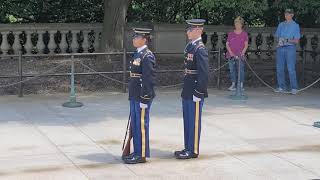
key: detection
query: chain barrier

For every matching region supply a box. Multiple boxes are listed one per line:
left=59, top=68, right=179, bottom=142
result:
left=244, top=58, right=320, bottom=94
left=0, top=53, right=228, bottom=91
left=296, top=77, right=320, bottom=93
left=3, top=51, right=317, bottom=94
left=156, top=61, right=229, bottom=89
left=210, top=61, right=229, bottom=72
left=79, top=60, right=229, bottom=89
left=78, top=51, right=318, bottom=93
left=79, top=61, right=128, bottom=85
left=0, top=57, right=70, bottom=89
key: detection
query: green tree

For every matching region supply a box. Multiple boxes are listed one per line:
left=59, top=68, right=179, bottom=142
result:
left=100, top=0, right=131, bottom=52
left=274, top=0, right=320, bottom=28
left=1, top=0, right=319, bottom=52
left=0, top=0, right=104, bottom=23
left=1, top=0, right=319, bottom=28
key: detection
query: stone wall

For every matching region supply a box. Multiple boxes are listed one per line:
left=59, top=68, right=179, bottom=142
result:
left=0, top=23, right=319, bottom=54
left=0, top=23, right=319, bottom=95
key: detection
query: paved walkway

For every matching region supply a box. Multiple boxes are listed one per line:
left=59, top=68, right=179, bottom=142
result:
left=0, top=88, right=319, bottom=180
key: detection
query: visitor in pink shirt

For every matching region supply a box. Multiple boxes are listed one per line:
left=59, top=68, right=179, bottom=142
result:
left=226, top=17, right=249, bottom=91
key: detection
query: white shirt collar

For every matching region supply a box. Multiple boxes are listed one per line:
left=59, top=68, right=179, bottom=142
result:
left=192, top=37, right=202, bottom=45
left=137, top=45, right=147, bottom=53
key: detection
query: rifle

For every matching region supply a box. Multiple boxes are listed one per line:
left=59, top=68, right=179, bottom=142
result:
left=122, top=113, right=132, bottom=157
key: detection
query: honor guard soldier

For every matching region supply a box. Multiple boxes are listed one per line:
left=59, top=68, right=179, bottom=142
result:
left=174, top=19, right=209, bottom=159
left=122, top=28, right=156, bottom=164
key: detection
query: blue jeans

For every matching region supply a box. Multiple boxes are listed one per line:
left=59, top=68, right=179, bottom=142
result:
left=228, top=58, right=245, bottom=83
left=276, top=46, right=298, bottom=90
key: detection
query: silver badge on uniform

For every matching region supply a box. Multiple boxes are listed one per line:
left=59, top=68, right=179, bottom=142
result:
left=133, top=58, right=141, bottom=66
left=187, top=53, right=194, bottom=61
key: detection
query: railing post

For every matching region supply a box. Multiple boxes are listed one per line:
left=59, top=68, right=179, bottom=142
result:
left=229, top=57, right=248, bottom=100
left=62, top=55, right=83, bottom=108
left=18, top=51, right=23, bottom=97
left=217, top=48, right=221, bottom=89
left=122, top=48, right=127, bottom=93
left=302, top=49, right=306, bottom=86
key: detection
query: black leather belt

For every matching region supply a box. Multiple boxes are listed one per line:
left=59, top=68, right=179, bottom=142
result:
left=130, top=72, right=142, bottom=78
left=185, top=69, right=198, bottom=75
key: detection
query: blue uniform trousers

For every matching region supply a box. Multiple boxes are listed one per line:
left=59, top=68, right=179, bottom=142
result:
left=182, top=99, right=204, bottom=154
left=130, top=100, right=152, bottom=158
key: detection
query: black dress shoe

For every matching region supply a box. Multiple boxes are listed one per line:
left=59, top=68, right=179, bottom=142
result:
left=176, top=150, right=198, bottom=159
left=174, top=149, right=187, bottom=157
left=122, top=153, right=135, bottom=160
left=123, top=155, right=146, bottom=164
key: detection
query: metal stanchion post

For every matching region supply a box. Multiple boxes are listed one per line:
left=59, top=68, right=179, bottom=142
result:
left=217, top=48, right=221, bottom=89
left=230, top=57, right=248, bottom=100
left=63, top=55, right=83, bottom=108
left=18, top=51, right=23, bottom=97
left=122, top=48, right=127, bottom=93
left=302, top=49, right=306, bottom=86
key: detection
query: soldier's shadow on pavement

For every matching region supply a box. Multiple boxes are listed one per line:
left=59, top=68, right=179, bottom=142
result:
left=77, top=149, right=175, bottom=164
left=77, top=153, right=124, bottom=165
left=150, top=148, right=175, bottom=160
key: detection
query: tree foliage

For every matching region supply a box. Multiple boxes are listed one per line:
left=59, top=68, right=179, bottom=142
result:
left=0, top=0, right=104, bottom=23
left=0, top=0, right=319, bottom=28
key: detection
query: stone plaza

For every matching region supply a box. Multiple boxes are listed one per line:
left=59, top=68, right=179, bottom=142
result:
left=0, top=88, right=319, bottom=180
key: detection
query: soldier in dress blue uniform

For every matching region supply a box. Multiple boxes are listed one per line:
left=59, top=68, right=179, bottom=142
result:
left=174, top=19, right=209, bottom=159
left=122, top=28, right=156, bottom=164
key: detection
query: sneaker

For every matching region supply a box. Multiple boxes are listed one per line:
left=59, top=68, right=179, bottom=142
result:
left=228, top=84, right=236, bottom=91
left=274, top=87, right=284, bottom=93
left=241, top=83, right=245, bottom=91
left=291, top=89, right=298, bottom=95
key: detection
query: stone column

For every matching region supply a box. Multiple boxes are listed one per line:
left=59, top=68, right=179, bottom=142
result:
left=0, top=32, right=9, bottom=55
left=83, top=30, right=89, bottom=53
left=94, top=31, right=101, bottom=52
left=71, top=30, right=78, bottom=53
left=37, top=31, right=45, bottom=54
left=48, top=30, right=56, bottom=54
left=25, top=31, right=32, bottom=54
left=60, top=30, right=67, bottom=53
left=13, top=32, right=20, bottom=54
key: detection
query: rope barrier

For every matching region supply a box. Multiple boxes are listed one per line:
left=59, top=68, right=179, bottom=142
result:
left=79, top=61, right=128, bottom=85
left=0, top=57, right=70, bottom=89
left=2, top=53, right=318, bottom=94
left=79, top=60, right=229, bottom=89
left=244, top=58, right=320, bottom=94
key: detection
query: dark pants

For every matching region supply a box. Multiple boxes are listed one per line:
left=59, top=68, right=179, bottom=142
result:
left=130, top=100, right=152, bottom=158
left=182, top=99, right=204, bottom=154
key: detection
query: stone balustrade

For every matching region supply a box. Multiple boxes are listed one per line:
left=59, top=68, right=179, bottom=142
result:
left=0, top=23, right=319, bottom=55
left=0, top=23, right=102, bottom=55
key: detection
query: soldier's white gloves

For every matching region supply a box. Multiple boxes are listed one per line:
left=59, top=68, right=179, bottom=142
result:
left=193, top=95, right=201, bottom=102
left=140, top=103, right=148, bottom=109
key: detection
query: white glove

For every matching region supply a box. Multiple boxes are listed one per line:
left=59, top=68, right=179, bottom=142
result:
left=140, top=103, right=148, bottom=109
left=193, top=95, right=201, bottom=102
